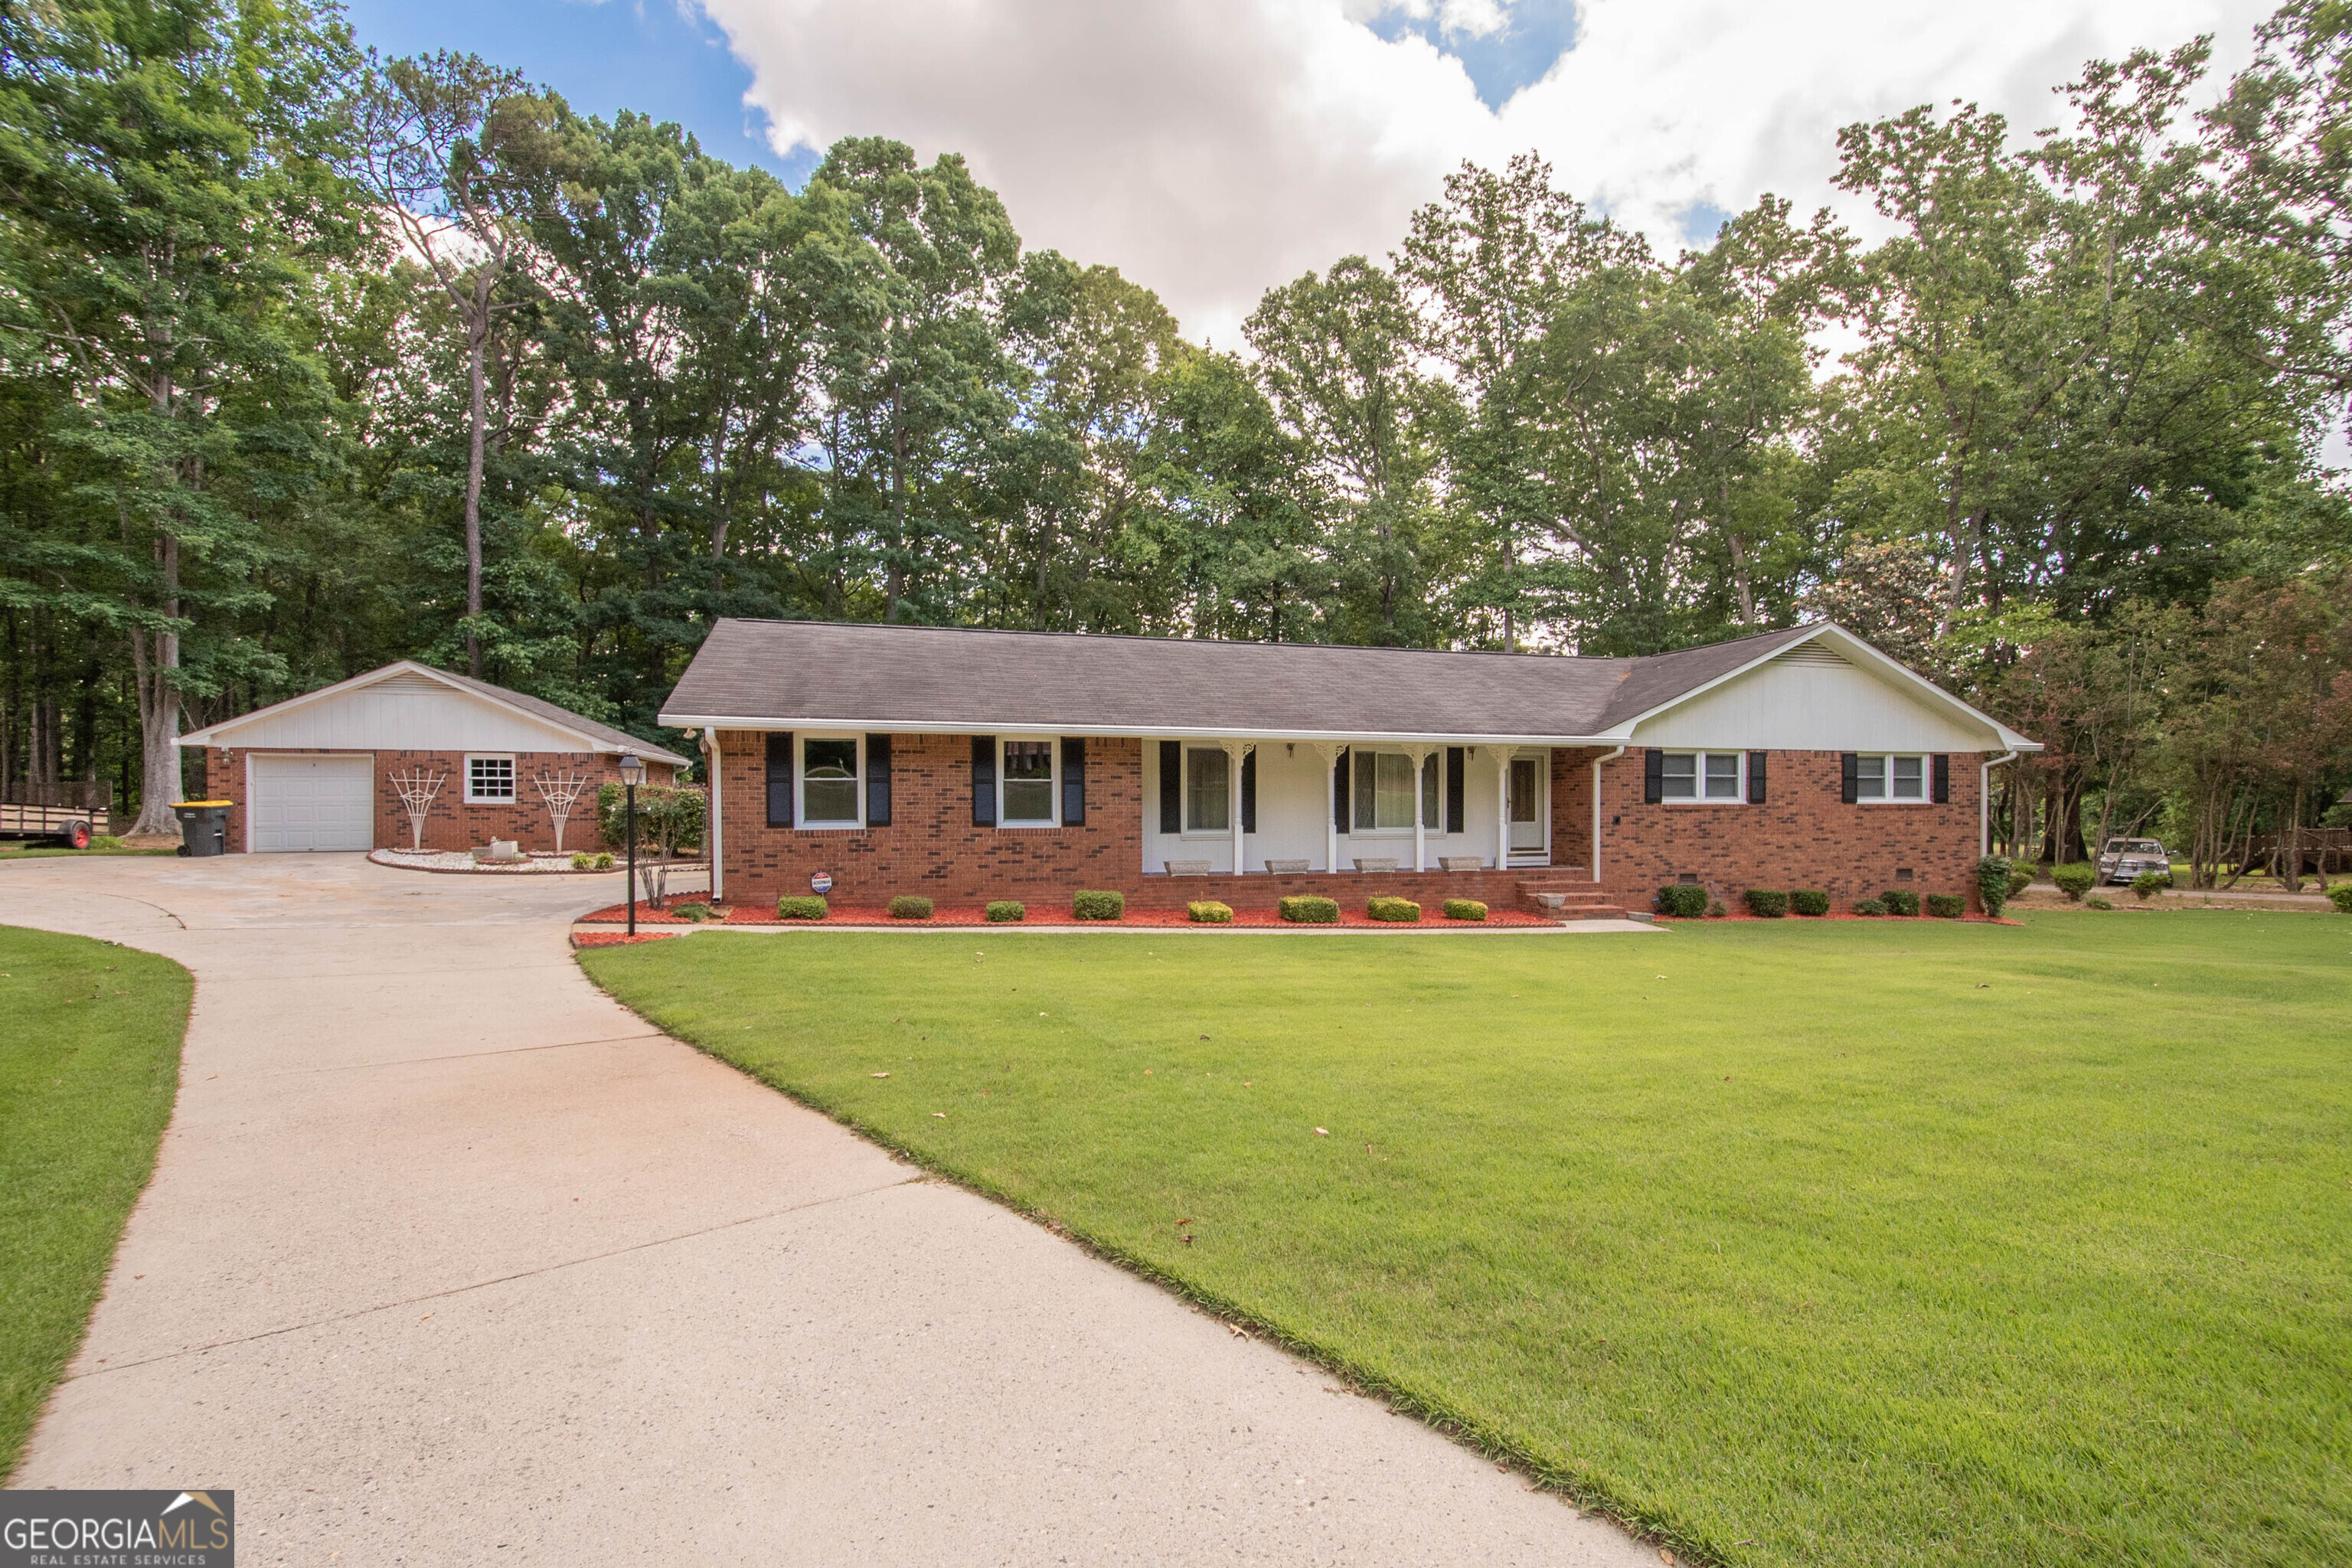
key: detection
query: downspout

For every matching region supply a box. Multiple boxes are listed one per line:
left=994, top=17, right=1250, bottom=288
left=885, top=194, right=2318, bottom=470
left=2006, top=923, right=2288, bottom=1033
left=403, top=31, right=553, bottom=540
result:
left=1981, top=750, right=2017, bottom=859
left=700, top=728, right=724, bottom=903
left=1590, top=747, right=1625, bottom=884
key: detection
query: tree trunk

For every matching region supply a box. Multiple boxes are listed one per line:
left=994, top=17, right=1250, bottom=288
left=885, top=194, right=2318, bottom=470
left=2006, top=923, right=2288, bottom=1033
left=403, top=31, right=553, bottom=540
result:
left=463, top=283, right=491, bottom=678
left=126, top=533, right=183, bottom=836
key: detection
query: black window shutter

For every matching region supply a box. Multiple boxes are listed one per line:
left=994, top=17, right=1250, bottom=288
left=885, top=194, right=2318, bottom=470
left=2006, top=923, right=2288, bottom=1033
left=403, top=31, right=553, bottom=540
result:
left=1333, top=747, right=1349, bottom=834
left=1241, top=748, right=1256, bottom=834
left=971, top=736, right=997, bottom=826
left=1747, top=750, right=1768, bottom=805
left=1643, top=748, right=1664, bottom=805
left=1841, top=753, right=1860, bottom=804
left=1158, top=740, right=1181, bottom=833
left=766, top=732, right=794, bottom=828
left=1446, top=747, right=1465, bottom=833
left=1932, top=753, right=1951, bottom=805
left=1354, top=749, right=1375, bottom=829
left=865, top=734, right=893, bottom=826
left=1062, top=737, right=1086, bottom=826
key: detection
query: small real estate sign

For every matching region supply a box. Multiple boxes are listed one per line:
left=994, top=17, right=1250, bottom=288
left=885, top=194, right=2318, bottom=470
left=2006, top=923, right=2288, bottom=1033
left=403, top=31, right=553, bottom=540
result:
left=2, top=1491, right=234, bottom=1566
left=810, top=871, right=833, bottom=894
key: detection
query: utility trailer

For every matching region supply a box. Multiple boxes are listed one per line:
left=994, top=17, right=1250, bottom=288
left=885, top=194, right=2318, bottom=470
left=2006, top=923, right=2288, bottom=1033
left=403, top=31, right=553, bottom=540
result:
left=0, top=782, right=110, bottom=848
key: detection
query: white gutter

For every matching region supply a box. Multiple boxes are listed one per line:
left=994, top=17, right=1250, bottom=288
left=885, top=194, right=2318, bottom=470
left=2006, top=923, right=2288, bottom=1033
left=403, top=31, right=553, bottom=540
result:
left=1590, top=746, right=1625, bottom=884
left=659, top=714, right=1630, bottom=749
left=1981, top=751, right=2018, bottom=858
left=701, top=728, right=724, bottom=903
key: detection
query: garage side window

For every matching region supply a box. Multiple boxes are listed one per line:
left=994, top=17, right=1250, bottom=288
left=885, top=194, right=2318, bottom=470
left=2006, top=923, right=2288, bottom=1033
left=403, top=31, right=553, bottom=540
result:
left=466, top=754, right=516, bottom=804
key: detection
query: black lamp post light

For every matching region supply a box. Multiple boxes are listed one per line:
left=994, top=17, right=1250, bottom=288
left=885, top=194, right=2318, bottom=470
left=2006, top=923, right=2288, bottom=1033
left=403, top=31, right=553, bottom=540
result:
left=619, top=751, right=644, bottom=936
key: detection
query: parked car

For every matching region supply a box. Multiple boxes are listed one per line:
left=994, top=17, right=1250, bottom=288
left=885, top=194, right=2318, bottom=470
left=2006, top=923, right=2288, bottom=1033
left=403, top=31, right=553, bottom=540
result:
left=2097, top=838, right=2171, bottom=885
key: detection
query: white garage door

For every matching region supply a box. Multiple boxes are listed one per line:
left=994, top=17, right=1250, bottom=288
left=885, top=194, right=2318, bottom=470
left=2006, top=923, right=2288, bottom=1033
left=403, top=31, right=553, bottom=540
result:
left=250, top=755, right=375, bottom=852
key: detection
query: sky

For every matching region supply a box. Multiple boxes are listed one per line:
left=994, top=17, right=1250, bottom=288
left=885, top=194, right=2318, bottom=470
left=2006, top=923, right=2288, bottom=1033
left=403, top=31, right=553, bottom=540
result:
left=344, top=0, right=2281, bottom=346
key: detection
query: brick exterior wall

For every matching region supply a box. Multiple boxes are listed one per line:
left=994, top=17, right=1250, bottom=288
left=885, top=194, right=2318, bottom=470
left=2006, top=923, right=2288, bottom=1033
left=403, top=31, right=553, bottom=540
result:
left=712, top=732, right=1988, bottom=915
left=1595, top=747, right=1986, bottom=913
left=204, top=747, right=679, bottom=854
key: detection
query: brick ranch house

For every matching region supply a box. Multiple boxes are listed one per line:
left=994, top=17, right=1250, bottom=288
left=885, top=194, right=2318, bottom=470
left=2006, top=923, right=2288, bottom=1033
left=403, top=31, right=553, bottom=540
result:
left=179, top=662, right=687, bottom=854
left=661, top=619, right=2040, bottom=917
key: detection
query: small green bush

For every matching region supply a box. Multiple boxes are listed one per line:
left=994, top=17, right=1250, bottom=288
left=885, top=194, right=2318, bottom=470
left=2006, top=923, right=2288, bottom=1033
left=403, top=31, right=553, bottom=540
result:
left=2329, top=884, right=2352, bottom=913
left=570, top=851, right=595, bottom=871
left=1977, top=855, right=2013, bottom=916
left=1442, top=898, right=1488, bottom=921
left=1926, top=893, right=1965, bottom=919
left=1744, top=889, right=1791, bottom=918
left=2009, top=863, right=2037, bottom=898
left=1707, top=899, right=1729, bottom=918
left=887, top=895, right=934, bottom=920
left=1880, top=888, right=1921, bottom=916
left=1851, top=897, right=1887, bottom=916
left=776, top=894, right=827, bottom=920
left=2051, top=862, right=2096, bottom=902
left=1367, top=896, right=1421, bottom=923
left=668, top=901, right=712, bottom=923
left=1656, top=884, right=1708, bottom=918
left=1187, top=900, right=1234, bottom=923
left=593, top=851, right=615, bottom=871
left=985, top=900, right=1026, bottom=923
left=1279, top=894, right=1339, bottom=923
left=1791, top=889, right=1830, bottom=916
left=2131, top=869, right=2170, bottom=900
left=1073, top=889, right=1125, bottom=921
left=2086, top=893, right=2115, bottom=910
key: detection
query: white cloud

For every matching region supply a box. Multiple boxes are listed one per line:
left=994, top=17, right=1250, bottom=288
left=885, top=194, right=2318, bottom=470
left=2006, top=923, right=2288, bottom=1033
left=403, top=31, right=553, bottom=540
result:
left=697, top=0, right=2278, bottom=345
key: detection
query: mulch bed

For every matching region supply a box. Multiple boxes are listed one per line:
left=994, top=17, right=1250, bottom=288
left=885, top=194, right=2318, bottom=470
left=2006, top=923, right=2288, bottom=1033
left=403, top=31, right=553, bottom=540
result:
left=576, top=900, right=1560, bottom=929
left=1654, top=911, right=2023, bottom=926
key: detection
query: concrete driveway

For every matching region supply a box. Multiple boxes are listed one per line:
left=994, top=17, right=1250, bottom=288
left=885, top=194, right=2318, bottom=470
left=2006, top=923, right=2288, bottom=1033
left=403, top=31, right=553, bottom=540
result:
left=2, top=854, right=1651, bottom=1567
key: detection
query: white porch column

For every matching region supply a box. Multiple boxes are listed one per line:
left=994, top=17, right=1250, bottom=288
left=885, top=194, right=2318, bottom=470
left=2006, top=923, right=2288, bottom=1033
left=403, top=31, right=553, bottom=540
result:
left=1495, top=750, right=1511, bottom=870
left=1311, top=742, right=1340, bottom=874
left=1227, top=740, right=1248, bottom=876
left=1409, top=744, right=1432, bottom=872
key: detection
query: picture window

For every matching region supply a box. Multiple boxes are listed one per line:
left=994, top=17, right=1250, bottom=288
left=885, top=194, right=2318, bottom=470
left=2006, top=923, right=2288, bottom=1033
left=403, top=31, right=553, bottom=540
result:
left=1354, top=751, right=1439, bottom=831
left=1185, top=747, right=1230, bottom=832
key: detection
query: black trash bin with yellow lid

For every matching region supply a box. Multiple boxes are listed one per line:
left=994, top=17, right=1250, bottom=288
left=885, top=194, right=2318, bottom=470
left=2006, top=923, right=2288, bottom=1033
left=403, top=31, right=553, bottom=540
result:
left=172, top=800, right=232, bottom=857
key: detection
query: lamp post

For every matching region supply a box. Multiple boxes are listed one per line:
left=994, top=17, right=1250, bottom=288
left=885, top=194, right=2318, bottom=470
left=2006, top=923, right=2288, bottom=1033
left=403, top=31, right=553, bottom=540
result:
left=619, top=752, right=645, bottom=936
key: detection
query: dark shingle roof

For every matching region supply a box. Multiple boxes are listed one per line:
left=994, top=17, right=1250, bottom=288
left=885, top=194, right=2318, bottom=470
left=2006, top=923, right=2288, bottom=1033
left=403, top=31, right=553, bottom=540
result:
left=658, top=619, right=1824, bottom=743
left=430, top=667, right=690, bottom=766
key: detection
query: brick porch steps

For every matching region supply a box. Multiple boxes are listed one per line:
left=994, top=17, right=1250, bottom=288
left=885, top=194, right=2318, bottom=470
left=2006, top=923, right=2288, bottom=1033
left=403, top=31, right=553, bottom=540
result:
left=1511, top=870, right=1627, bottom=920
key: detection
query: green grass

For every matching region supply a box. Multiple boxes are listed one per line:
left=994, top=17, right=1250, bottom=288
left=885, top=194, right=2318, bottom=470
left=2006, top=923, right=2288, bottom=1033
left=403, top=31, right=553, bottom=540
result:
left=0, top=927, right=190, bottom=1480
left=0, top=835, right=176, bottom=861
left=580, top=914, right=2351, bottom=1566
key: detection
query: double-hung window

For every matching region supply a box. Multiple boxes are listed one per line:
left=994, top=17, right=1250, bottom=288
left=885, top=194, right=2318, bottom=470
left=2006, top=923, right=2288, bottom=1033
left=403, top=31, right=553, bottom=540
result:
left=1184, top=746, right=1230, bottom=832
left=801, top=737, right=861, bottom=826
left=466, top=754, right=516, bottom=804
left=1658, top=751, right=1743, bottom=802
left=1354, top=751, right=1440, bottom=831
left=1856, top=753, right=1926, bottom=802
left=1001, top=740, right=1056, bottom=825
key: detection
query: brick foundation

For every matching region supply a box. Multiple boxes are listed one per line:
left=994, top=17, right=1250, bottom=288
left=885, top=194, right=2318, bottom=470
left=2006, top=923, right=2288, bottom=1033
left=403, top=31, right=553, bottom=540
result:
left=204, top=748, right=680, bottom=854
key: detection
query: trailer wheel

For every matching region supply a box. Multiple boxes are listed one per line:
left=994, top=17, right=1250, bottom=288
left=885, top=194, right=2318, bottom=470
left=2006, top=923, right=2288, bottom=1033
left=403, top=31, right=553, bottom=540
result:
left=61, top=820, right=91, bottom=850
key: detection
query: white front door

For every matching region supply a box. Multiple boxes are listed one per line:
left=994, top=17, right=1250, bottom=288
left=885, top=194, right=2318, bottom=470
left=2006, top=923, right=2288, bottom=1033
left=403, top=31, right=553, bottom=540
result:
left=250, top=755, right=374, bottom=851
left=1508, top=754, right=1547, bottom=856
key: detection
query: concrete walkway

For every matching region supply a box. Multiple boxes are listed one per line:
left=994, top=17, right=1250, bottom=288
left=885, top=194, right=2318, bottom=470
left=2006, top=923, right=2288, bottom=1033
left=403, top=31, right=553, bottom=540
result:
left=2, top=855, right=1651, bottom=1567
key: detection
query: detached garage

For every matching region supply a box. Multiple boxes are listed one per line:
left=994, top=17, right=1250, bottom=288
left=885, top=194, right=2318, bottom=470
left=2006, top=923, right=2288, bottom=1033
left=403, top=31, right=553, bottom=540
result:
left=178, top=662, right=688, bottom=854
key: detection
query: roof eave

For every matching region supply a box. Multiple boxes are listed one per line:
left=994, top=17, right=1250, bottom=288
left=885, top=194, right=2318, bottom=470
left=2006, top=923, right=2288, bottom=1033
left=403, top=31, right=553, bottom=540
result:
left=662, top=712, right=1625, bottom=748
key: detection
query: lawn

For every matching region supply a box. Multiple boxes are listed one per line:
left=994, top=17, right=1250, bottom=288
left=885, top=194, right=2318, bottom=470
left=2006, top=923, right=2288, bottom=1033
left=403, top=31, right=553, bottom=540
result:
left=580, top=913, right=2351, bottom=1566
left=0, top=835, right=177, bottom=861
left=0, top=927, right=191, bottom=1480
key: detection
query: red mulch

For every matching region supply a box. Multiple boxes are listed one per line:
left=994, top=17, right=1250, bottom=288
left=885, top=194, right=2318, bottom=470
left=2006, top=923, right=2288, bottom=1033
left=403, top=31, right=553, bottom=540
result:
left=571, top=929, right=691, bottom=948
left=575, top=900, right=1558, bottom=929
left=1654, top=911, right=2022, bottom=926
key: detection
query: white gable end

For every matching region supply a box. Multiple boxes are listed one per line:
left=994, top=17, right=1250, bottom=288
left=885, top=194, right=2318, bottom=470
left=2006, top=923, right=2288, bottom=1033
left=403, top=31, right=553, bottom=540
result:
left=1629, top=648, right=1996, bottom=752
left=204, top=676, right=591, bottom=753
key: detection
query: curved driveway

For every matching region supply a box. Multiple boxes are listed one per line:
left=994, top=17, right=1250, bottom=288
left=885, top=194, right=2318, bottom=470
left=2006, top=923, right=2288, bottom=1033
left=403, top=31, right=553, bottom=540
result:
left=2, top=854, right=1648, bottom=1566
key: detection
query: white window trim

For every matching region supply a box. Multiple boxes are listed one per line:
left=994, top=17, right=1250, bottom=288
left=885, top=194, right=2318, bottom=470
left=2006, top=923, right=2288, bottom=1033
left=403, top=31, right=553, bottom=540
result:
left=998, top=736, right=1060, bottom=829
left=463, top=753, right=518, bottom=805
left=1855, top=752, right=1932, bottom=805
left=1180, top=743, right=1233, bottom=837
left=1658, top=750, right=1746, bottom=805
left=798, top=733, right=864, bottom=830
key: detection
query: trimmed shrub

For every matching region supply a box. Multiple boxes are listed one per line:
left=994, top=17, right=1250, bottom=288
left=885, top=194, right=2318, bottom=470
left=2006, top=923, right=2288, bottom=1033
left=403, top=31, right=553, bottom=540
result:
left=1926, top=893, right=1965, bottom=919
left=2086, top=893, right=2115, bottom=910
left=1977, top=855, right=2013, bottom=917
left=776, top=894, right=827, bottom=921
left=2009, top=863, right=2037, bottom=898
left=1880, top=888, right=1921, bottom=916
left=1744, top=889, right=1791, bottom=918
left=1707, top=899, right=1729, bottom=918
left=570, top=852, right=595, bottom=871
left=593, top=851, right=615, bottom=870
left=1791, top=889, right=1830, bottom=916
left=669, top=901, right=712, bottom=923
left=2051, top=862, right=2096, bottom=902
left=2131, top=869, right=2170, bottom=901
left=2330, top=884, right=2352, bottom=913
left=1851, top=897, right=1887, bottom=916
left=985, top=900, right=1026, bottom=923
left=1367, top=896, right=1421, bottom=923
left=1656, top=884, right=1708, bottom=918
left=1073, top=889, right=1125, bottom=921
left=1279, top=895, right=1339, bottom=924
left=1442, top=898, right=1488, bottom=921
left=887, top=895, right=934, bottom=920
left=1187, top=900, right=1234, bottom=924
